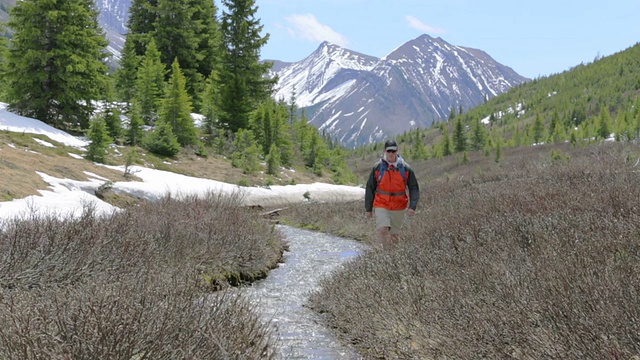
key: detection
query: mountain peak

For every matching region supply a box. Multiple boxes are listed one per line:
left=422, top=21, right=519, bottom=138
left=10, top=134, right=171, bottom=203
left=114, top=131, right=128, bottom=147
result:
left=273, top=34, right=528, bottom=147
left=309, top=41, right=379, bottom=67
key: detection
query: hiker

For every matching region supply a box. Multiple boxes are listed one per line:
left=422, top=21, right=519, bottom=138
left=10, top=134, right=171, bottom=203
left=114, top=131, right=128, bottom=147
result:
left=365, top=140, right=420, bottom=250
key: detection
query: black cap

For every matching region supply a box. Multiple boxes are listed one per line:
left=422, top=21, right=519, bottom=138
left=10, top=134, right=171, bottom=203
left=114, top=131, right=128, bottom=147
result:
left=384, top=140, right=398, bottom=151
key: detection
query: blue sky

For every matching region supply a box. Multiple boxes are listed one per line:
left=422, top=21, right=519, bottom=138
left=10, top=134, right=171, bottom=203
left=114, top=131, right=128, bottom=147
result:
left=253, top=0, right=639, bottom=79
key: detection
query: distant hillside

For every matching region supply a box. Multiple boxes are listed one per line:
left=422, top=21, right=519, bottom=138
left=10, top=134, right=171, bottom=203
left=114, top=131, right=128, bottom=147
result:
left=350, top=41, right=640, bottom=162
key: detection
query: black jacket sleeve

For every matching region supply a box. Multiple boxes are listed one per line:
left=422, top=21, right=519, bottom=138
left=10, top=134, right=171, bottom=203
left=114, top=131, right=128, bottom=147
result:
left=364, top=165, right=378, bottom=212
left=406, top=167, right=420, bottom=210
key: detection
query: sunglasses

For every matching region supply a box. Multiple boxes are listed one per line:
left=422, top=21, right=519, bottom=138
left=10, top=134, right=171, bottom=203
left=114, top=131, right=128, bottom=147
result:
left=386, top=149, right=397, bottom=153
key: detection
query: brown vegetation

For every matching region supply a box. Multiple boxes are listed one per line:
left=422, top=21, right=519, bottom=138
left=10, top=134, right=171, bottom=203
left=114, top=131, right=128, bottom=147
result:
left=0, top=131, right=333, bottom=203
left=283, top=142, right=640, bottom=359
left=0, top=192, right=285, bottom=359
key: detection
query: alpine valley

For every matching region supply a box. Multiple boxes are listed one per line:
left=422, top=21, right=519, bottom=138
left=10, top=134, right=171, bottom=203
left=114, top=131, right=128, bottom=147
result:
left=3, top=0, right=530, bottom=148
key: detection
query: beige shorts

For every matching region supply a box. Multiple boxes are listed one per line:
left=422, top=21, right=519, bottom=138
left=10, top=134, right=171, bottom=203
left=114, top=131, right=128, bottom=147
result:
left=374, top=207, right=406, bottom=235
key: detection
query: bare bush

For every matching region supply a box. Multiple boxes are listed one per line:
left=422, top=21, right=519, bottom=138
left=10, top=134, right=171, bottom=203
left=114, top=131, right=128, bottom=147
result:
left=0, top=191, right=284, bottom=358
left=301, top=145, right=640, bottom=359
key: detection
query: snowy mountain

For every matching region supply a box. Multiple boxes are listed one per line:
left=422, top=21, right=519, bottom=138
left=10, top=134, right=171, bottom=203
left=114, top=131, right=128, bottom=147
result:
left=94, top=0, right=130, bottom=61
left=271, top=35, right=529, bottom=147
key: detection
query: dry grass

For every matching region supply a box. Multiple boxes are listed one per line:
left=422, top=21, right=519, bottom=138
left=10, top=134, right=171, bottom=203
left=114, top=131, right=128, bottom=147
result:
left=0, top=132, right=125, bottom=200
left=283, top=142, right=640, bottom=359
left=0, top=131, right=334, bottom=204
left=0, top=192, right=285, bottom=359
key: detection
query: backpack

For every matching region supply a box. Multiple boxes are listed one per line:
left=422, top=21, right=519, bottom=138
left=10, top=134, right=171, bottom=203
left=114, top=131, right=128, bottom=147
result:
left=377, top=159, right=407, bottom=183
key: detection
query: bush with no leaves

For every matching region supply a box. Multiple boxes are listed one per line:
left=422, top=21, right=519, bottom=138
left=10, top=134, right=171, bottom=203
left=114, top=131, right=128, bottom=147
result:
left=0, top=191, right=283, bottom=359
left=288, top=145, right=640, bottom=359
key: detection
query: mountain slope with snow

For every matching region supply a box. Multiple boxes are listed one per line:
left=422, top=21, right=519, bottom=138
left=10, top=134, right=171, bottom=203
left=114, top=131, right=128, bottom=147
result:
left=272, top=35, right=529, bottom=147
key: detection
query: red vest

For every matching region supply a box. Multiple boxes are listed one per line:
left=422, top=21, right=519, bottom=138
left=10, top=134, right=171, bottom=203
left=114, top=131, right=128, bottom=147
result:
left=373, top=164, right=408, bottom=210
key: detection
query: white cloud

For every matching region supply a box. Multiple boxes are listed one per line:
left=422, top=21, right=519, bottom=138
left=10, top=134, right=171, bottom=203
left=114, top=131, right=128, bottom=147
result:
left=405, top=16, right=445, bottom=34
left=285, top=14, right=349, bottom=47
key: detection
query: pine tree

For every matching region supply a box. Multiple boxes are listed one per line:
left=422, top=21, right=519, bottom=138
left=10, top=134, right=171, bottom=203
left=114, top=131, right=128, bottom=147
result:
left=597, top=106, right=612, bottom=140
left=126, top=100, right=145, bottom=146
left=187, top=0, right=221, bottom=111
left=533, top=113, right=546, bottom=144
left=453, top=117, right=467, bottom=153
left=217, top=0, right=276, bottom=132
left=328, top=148, right=357, bottom=184
left=102, top=105, right=122, bottom=145
left=440, top=126, right=452, bottom=156
left=86, top=118, right=113, bottom=163
left=126, top=0, right=158, bottom=57
left=146, top=118, right=181, bottom=157
left=115, top=39, right=141, bottom=105
left=5, top=0, right=109, bottom=130
left=157, top=59, right=199, bottom=147
left=151, top=0, right=221, bottom=111
left=135, top=39, right=166, bottom=125
left=0, top=24, right=8, bottom=100
left=471, top=118, right=487, bottom=150
left=231, top=129, right=261, bottom=174
left=288, top=86, right=298, bottom=126
left=494, top=139, right=502, bottom=163
left=305, top=130, right=329, bottom=175
left=266, top=143, right=281, bottom=176
left=202, top=73, right=221, bottom=146
left=154, top=0, right=197, bottom=92
left=116, top=0, right=157, bottom=102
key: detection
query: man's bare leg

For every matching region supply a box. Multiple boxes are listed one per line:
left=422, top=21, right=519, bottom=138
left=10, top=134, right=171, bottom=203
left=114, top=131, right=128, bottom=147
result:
left=377, top=226, right=393, bottom=250
left=390, top=234, right=400, bottom=247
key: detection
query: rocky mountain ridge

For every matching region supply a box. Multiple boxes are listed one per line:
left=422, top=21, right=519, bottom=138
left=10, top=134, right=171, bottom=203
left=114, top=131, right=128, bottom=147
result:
left=271, top=35, right=528, bottom=147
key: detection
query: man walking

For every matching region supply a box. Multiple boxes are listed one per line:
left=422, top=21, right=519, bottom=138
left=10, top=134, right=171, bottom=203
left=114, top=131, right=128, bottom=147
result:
left=365, top=140, right=420, bottom=250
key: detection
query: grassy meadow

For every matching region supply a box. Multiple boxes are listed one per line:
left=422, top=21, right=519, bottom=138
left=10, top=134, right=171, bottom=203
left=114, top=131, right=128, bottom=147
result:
left=282, top=142, right=640, bottom=359
left=2, top=128, right=640, bottom=359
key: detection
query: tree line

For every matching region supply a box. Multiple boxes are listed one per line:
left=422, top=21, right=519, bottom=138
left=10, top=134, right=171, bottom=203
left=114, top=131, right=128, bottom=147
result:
left=0, top=0, right=355, bottom=184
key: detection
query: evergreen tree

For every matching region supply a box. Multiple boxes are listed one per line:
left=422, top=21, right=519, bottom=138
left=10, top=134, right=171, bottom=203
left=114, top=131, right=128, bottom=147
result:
left=187, top=0, right=221, bottom=111
left=135, top=39, right=166, bottom=125
left=533, top=113, right=546, bottom=144
left=153, top=0, right=220, bottom=111
left=217, top=0, right=276, bottom=132
left=231, top=129, right=261, bottom=174
left=146, top=118, right=181, bottom=157
left=440, top=126, right=452, bottom=156
left=266, top=143, right=281, bottom=176
left=597, top=106, right=612, bottom=140
left=0, top=25, right=8, bottom=100
left=115, top=39, right=141, bottom=105
left=616, top=111, right=632, bottom=141
left=201, top=73, right=221, bottom=146
left=305, top=130, right=329, bottom=175
left=453, top=117, right=467, bottom=153
left=154, top=0, right=197, bottom=94
left=117, top=0, right=157, bottom=102
left=126, top=0, right=158, bottom=57
left=250, top=99, right=294, bottom=167
left=5, top=0, right=109, bottom=130
left=0, top=23, right=9, bottom=101
left=328, top=148, right=357, bottom=184
left=126, top=99, right=145, bottom=146
left=494, top=139, right=502, bottom=163
left=448, top=105, right=456, bottom=121
left=101, top=78, right=123, bottom=143
left=409, top=130, right=429, bottom=160
left=471, top=118, right=487, bottom=150
left=158, top=58, right=199, bottom=147
left=86, top=118, right=113, bottom=163
left=288, top=86, right=298, bottom=126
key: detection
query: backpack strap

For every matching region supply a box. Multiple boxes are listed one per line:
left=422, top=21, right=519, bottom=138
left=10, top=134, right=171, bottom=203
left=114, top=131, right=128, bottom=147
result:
left=376, top=160, right=407, bottom=183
